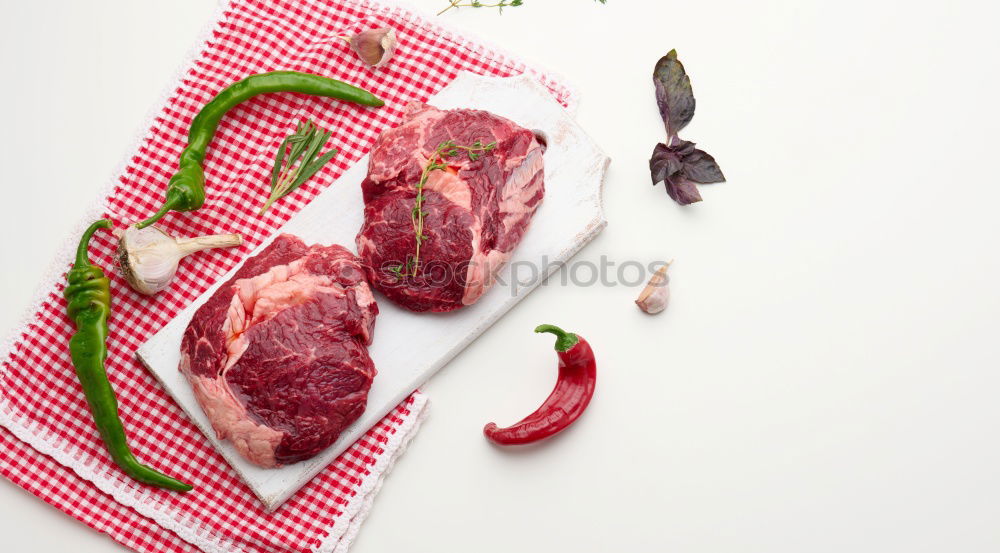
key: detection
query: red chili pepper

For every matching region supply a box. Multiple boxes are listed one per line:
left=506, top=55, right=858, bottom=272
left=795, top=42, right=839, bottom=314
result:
left=484, top=324, right=597, bottom=445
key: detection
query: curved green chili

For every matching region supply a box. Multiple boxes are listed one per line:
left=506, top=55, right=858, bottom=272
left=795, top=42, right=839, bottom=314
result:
left=64, top=219, right=192, bottom=492
left=137, top=71, right=385, bottom=228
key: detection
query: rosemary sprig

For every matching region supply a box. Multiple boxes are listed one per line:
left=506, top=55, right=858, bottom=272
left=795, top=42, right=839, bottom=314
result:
left=260, top=120, right=338, bottom=214
left=437, top=0, right=523, bottom=16
left=388, top=139, right=497, bottom=279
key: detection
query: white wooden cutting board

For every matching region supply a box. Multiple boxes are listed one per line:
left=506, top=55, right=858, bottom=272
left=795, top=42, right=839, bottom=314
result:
left=137, top=71, right=609, bottom=511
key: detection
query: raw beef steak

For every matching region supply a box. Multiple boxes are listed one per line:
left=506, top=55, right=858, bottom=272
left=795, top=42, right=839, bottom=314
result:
left=179, top=234, right=378, bottom=468
left=356, top=103, right=545, bottom=312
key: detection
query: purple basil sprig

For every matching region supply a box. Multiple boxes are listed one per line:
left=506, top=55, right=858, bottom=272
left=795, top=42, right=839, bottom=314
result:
left=649, top=50, right=725, bottom=205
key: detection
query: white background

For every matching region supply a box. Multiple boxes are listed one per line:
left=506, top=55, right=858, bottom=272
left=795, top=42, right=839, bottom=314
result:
left=1, top=0, right=999, bottom=551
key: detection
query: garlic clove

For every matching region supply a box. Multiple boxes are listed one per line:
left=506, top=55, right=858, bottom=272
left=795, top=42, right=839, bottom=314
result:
left=341, top=28, right=397, bottom=68
left=115, top=225, right=242, bottom=295
left=635, top=262, right=671, bottom=314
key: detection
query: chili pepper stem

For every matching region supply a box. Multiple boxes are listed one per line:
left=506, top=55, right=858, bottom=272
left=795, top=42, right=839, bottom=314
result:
left=534, top=324, right=580, bottom=352
left=76, top=220, right=113, bottom=265
left=136, top=197, right=181, bottom=229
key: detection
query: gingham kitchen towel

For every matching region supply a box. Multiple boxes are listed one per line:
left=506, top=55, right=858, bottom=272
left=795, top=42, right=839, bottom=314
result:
left=0, top=0, right=576, bottom=552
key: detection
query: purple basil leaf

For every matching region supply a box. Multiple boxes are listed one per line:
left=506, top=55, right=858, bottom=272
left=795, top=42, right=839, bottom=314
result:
left=670, top=139, right=696, bottom=156
left=650, top=140, right=724, bottom=205
left=653, top=50, right=695, bottom=139
left=649, top=143, right=681, bottom=184
left=682, top=147, right=726, bottom=184
left=652, top=144, right=702, bottom=205
left=664, top=176, right=702, bottom=205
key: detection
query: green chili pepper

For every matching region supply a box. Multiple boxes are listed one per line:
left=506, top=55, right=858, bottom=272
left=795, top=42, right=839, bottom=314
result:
left=137, top=71, right=385, bottom=228
left=64, top=219, right=192, bottom=492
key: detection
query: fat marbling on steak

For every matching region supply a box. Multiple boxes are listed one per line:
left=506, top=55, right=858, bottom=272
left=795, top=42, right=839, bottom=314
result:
left=179, top=234, right=378, bottom=468
left=356, top=102, right=545, bottom=312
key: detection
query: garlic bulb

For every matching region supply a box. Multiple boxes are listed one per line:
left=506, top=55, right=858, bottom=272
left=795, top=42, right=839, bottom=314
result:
left=635, top=262, right=671, bottom=314
left=340, top=28, right=397, bottom=68
left=115, top=225, right=242, bottom=295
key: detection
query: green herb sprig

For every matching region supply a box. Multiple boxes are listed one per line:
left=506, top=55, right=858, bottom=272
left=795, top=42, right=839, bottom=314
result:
left=261, top=120, right=338, bottom=214
left=437, top=0, right=523, bottom=16
left=388, top=139, right=497, bottom=280
left=437, top=0, right=604, bottom=15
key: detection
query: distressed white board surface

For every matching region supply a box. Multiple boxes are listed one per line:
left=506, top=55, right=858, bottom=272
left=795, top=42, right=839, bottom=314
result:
left=137, top=72, right=609, bottom=511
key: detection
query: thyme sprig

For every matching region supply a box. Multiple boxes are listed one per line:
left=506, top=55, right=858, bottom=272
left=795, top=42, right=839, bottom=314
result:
left=261, top=120, right=338, bottom=214
left=437, top=0, right=523, bottom=16
left=437, top=0, right=604, bottom=15
left=388, top=139, right=497, bottom=280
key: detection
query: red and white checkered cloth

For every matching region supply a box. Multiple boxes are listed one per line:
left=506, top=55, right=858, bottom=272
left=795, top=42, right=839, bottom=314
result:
left=0, top=1, right=575, bottom=552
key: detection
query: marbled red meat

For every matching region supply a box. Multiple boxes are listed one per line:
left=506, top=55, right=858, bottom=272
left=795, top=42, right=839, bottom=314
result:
left=179, top=234, right=378, bottom=468
left=356, top=103, right=545, bottom=312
